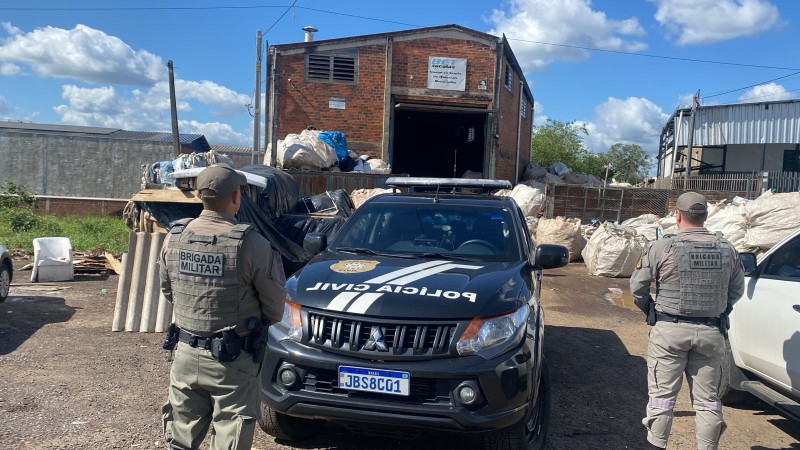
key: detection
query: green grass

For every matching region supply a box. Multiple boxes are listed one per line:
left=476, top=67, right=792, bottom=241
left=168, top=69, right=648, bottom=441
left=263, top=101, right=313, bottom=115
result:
left=0, top=207, right=131, bottom=254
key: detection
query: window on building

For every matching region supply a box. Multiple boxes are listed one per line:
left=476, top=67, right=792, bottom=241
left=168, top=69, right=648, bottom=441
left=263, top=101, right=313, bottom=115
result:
left=520, top=96, right=527, bottom=118
left=306, top=51, right=357, bottom=84
left=783, top=149, right=800, bottom=172
left=504, top=64, right=513, bottom=91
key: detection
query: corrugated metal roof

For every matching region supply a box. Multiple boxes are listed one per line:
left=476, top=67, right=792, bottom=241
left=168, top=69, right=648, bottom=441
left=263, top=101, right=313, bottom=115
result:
left=674, top=100, right=800, bottom=146
left=0, top=121, right=118, bottom=135
left=211, top=145, right=260, bottom=154
left=0, top=122, right=210, bottom=150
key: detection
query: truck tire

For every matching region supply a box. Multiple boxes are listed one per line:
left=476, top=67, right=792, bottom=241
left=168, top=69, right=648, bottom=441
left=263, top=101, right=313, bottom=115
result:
left=258, top=401, right=324, bottom=441
left=720, top=338, right=748, bottom=404
left=481, top=357, right=550, bottom=450
left=0, top=265, right=10, bottom=302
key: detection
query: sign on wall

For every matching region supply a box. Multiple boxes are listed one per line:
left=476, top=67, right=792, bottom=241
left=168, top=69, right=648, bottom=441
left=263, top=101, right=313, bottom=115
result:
left=427, top=57, right=467, bottom=91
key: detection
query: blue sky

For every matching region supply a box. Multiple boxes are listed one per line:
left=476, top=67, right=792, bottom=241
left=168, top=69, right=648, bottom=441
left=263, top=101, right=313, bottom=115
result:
left=1, top=0, right=798, bottom=158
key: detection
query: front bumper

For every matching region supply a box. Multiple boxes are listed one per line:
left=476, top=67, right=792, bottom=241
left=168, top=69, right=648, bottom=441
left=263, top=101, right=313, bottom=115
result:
left=260, top=325, right=539, bottom=433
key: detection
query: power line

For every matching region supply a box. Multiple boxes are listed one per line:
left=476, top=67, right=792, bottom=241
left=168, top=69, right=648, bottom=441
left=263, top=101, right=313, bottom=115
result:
left=4, top=3, right=798, bottom=71
left=505, top=37, right=800, bottom=71
left=264, top=0, right=298, bottom=35
left=703, top=71, right=800, bottom=100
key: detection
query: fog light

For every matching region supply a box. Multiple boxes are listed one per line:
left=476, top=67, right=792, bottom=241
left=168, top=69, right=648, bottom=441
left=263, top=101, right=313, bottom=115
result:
left=456, top=382, right=480, bottom=406
left=278, top=367, right=298, bottom=388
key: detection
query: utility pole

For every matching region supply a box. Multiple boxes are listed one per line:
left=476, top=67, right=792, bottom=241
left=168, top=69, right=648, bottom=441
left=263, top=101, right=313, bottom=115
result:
left=683, top=90, right=699, bottom=189
left=168, top=60, right=181, bottom=156
left=252, top=31, right=263, bottom=165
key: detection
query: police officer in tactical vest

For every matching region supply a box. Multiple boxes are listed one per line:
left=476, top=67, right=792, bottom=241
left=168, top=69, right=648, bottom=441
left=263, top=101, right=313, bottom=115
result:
left=159, top=163, right=286, bottom=450
left=631, top=192, right=744, bottom=450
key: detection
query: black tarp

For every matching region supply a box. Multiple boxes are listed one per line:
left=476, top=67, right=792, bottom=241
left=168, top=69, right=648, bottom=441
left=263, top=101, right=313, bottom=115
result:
left=138, top=165, right=349, bottom=277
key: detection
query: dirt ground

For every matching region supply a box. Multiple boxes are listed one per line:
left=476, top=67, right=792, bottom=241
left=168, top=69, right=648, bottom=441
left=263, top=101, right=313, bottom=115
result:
left=0, top=258, right=797, bottom=450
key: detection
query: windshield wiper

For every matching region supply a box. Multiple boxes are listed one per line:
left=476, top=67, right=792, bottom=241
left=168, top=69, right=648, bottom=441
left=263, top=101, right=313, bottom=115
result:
left=335, top=246, right=414, bottom=258
left=410, top=252, right=483, bottom=262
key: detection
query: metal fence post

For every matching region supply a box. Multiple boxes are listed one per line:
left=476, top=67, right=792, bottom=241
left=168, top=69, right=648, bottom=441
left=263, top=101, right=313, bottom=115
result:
left=761, top=171, right=769, bottom=194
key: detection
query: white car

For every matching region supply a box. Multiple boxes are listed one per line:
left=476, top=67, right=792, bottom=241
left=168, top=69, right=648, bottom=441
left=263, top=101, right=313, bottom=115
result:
left=723, top=228, right=800, bottom=421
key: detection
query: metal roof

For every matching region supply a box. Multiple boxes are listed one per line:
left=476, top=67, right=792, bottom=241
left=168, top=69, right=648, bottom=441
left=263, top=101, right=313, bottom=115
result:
left=671, top=100, right=800, bottom=146
left=0, top=122, right=210, bottom=149
left=0, top=121, right=118, bottom=135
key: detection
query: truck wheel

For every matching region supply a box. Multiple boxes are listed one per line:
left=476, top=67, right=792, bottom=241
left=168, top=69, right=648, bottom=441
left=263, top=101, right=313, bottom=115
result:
left=258, top=401, right=323, bottom=441
left=481, top=357, right=550, bottom=450
left=720, top=338, right=748, bottom=404
left=0, top=265, right=10, bottom=302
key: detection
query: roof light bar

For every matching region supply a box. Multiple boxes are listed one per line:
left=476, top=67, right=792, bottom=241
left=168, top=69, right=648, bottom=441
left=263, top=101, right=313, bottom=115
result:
left=385, top=177, right=512, bottom=192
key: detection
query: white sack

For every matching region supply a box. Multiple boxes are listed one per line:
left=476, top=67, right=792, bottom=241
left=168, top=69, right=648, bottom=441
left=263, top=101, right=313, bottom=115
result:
left=582, top=223, right=644, bottom=278
left=350, top=188, right=393, bottom=209
left=621, top=214, right=661, bottom=243
left=536, top=217, right=583, bottom=262
left=526, top=217, right=539, bottom=239
left=366, top=158, right=391, bottom=174
left=276, top=130, right=338, bottom=170
left=495, top=184, right=546, bottom=217
left=743, top=191, right=800, bottom=251
left=704, top=200, right=746, bottom=248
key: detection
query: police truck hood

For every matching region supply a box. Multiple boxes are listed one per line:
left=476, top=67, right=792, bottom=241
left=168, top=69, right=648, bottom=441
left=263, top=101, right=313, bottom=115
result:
left=286, top=252, right=529, bottom=319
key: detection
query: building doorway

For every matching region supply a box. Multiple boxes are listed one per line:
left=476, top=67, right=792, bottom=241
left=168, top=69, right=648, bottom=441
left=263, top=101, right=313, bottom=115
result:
left=392, top=109, right=487, bottom=178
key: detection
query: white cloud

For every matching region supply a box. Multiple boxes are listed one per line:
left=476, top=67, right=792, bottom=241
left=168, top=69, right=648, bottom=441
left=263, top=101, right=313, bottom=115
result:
left=738, top=82, right=796, bottom=103
left=0, top=23, right=163, bottom=85
left=651, top=0, right=781, bottom=45
left=53, top=84, right=251, bottom=145
left=488, top=0, right=647, bottom=71
left=0, top=62, right=19, bottom=75
left=580, top=97, right=669, bottom=155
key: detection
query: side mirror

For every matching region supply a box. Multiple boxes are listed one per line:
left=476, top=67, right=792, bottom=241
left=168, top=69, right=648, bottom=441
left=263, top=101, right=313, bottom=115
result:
left=303, top=232, right=328, bottom=255
left=534, top=244, right=569, bottom=270
left=739, top=252, right=757, bottom=276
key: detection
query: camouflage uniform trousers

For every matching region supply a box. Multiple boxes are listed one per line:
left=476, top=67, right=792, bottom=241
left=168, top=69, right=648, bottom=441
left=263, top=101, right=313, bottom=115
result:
left=162, top=341, right=261, bottom=450
left=644, top=320, right=726, bottom=450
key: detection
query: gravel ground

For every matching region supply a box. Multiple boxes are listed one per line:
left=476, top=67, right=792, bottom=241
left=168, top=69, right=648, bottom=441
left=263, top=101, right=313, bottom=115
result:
left=0, top=260, right=797, bottom=449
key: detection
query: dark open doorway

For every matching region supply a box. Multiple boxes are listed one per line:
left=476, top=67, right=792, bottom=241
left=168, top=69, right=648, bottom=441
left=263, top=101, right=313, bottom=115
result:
left=392, top=109, right=486, bottom=178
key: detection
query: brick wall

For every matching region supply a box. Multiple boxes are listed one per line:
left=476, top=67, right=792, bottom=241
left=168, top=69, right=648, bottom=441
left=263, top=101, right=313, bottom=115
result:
left=494, top=53, right=532, bottom=184
left=33, top=196, right=128, bottom=217
left=273, top=31, right=532, bottom=180
left=277, top=44, right=387, bottom=159
left=391, top=38, right=496, bottom=94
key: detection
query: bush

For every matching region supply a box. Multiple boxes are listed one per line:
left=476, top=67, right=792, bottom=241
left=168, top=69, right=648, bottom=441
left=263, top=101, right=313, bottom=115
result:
left=9, top=209, right=40, bottom=232
left=0, top=180, right=38, bottom=210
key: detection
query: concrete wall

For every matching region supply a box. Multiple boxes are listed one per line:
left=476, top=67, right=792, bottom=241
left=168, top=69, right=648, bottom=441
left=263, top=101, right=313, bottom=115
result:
left=0, top=131, right=173, bottom=199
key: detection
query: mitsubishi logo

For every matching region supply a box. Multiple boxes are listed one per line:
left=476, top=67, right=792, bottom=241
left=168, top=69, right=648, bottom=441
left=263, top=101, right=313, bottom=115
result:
left=363, top=326, right=388, bottom=351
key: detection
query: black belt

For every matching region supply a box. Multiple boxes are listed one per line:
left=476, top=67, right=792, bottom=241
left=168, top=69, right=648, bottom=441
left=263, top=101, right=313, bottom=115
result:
left=177, top=328, right=256, bottom=351
left=656, top=312, right=719, bottom=327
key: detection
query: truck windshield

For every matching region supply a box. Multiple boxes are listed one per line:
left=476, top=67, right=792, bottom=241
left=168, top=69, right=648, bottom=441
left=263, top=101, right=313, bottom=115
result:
left=329, top=202, right=522, bottom=262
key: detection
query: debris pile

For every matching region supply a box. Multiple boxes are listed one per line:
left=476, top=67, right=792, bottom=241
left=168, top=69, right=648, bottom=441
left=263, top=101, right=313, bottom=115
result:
left=267, top=129, right=391, bottom=174
left=521, top=162, right=603, bottom=187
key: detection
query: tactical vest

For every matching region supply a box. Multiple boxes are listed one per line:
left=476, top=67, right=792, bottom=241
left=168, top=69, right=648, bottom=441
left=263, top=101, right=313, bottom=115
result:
left=655, top=234, right=733, bottom=316
left=164, top=218, right=261, bottom=335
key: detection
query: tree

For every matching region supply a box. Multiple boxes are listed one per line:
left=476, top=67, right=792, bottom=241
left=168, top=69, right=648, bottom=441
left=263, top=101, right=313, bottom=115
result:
left=530, top=119, right=607, bottom=178
left=604, top=143, right=652, bottom=184
left=530, top=119, right=588, bottom=170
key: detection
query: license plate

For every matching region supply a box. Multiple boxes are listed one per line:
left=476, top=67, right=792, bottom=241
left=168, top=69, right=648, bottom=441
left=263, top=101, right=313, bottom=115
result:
left=338, top=365, right=410, bottom=396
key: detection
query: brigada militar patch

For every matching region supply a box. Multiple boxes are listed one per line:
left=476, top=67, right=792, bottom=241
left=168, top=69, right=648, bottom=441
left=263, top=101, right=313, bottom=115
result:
left=179, top=249, right=224, bottom=276
left=330, top=260, right=380, bottom=274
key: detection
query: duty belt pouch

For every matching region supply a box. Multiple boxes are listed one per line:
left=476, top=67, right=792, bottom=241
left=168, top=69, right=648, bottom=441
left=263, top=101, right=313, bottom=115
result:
left=211, top=330, right=242, bottom=362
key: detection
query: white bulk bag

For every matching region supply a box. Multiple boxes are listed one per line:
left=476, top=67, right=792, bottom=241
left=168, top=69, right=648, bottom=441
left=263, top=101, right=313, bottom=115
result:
left=535, top=217, right=583, bottom=262
left=277, top=130, right=338, bottom=170
left=582, top=223, right=644, bottom=278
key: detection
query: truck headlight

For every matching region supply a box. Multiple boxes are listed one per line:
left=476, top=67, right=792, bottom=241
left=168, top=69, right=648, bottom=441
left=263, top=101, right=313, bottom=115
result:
left=456, top=304, right=529, bottom=356
left=280, top=301, right=303, bottom=342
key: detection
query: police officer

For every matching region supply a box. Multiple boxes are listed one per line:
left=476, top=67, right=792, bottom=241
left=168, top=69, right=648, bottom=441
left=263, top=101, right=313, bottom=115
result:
left=630, top=192, right=744, bottom=450
left=159, top=163, right=286, bottom=450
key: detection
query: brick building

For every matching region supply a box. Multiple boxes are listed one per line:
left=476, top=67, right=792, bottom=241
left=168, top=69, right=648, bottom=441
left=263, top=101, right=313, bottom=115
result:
left=266, top=24, right=534, bottom=182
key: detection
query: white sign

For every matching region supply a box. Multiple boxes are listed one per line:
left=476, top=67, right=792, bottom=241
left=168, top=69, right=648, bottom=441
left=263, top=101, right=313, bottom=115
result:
left=427, top=56, right=467, bottom=91
left=329, top=97, right=346, bottom=110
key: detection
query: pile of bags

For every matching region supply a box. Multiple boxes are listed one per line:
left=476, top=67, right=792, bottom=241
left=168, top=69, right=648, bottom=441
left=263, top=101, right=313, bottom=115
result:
left=268, top=129, right=391, bottom=174
left=582, top=223, right=646, bottom=277
left=522, top=161, right=603, bottom=187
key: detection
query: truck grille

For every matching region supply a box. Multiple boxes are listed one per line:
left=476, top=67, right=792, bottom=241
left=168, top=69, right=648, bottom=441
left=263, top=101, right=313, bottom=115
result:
left=306, top=311, right=459, bottom=359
